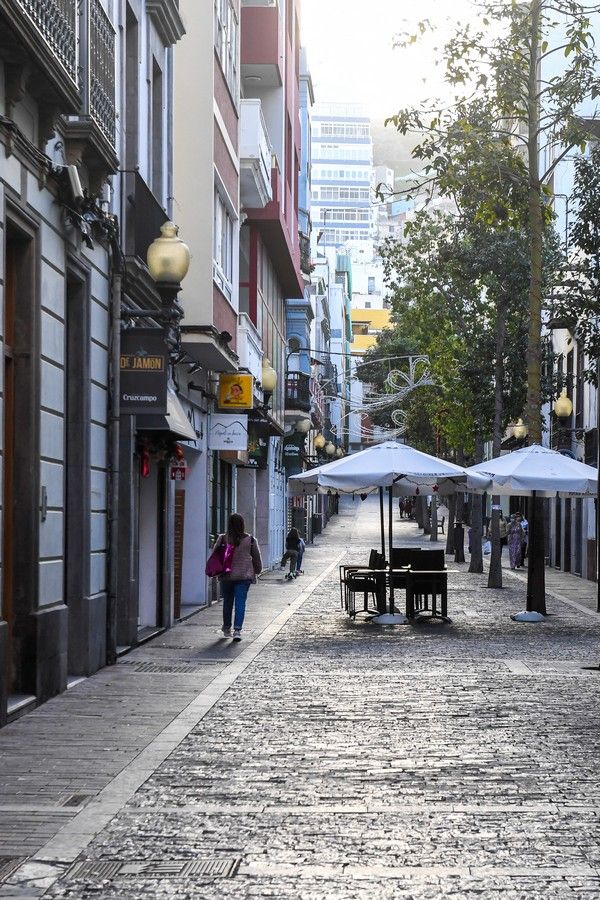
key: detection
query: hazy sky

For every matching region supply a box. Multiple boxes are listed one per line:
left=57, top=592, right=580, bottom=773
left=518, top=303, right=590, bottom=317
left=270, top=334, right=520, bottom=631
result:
left=301, top=0, right=479, bottom=123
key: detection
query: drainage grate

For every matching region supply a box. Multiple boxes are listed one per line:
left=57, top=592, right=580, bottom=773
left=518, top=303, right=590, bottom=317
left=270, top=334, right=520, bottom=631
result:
left=133, top=662, right=205, bottom=674
left=67, top=859, right=241, bottom=879
left=68, top=862, right=122, bottom=880
left=62, top=793, right=93, bottom=808
left=0, top=857, right=27, bottom=883
left=582, top=665, right=600, bottom=671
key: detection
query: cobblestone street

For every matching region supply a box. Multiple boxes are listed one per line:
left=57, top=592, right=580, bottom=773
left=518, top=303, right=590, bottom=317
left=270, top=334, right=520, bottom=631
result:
left=2, top=497, right=600, bottom=898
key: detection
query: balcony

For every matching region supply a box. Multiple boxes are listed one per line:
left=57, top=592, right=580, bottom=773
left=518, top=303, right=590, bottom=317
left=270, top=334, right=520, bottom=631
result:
left=121, top=171, right=168, bottom=305
left=241, top=2, right=283, bottom=88
left=61, top=0, right=118, bottom=188
left=299, top=232, right=311, bottom=276
left=237, top=313, right=263, bottom=382
left=1, top=0, right=80, bottom=111
left=310, top=375, right=324, bottom=427
left=285, top=372, right=311, bottom=414
left=240, top=100, right=273, bottom=209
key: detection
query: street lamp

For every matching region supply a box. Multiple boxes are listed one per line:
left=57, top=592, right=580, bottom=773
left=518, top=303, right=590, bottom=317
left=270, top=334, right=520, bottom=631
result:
left=295, top=417, right=311, bottom=434
left=146, top=222, right=190, bottom=352
left=513, top=418, right=528, bottom=441
left=554, top=389, right=573, bottom=420
left=261, top=358, right=277, bottom=413
left=314, top=434, right=326, bottom=450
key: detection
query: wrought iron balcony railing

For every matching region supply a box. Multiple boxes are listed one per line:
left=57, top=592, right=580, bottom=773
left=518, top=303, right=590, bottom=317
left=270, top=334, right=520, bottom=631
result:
left=285, top=372, right=311, bottom=414
left=299, top=232, right=311, bottom=276
left=14, top=0, right=78, bottom=84
left=90, top=0, right=116, bottom=148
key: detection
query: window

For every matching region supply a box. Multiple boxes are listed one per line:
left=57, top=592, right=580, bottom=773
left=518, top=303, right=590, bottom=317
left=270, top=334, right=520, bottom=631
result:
left=214, top=190, right=234, bottom=299
left=214, top=0, right=238, bottom=98
left=368, top=276, right=375, bottom=294
left=321, top=207, right=370, bottom=223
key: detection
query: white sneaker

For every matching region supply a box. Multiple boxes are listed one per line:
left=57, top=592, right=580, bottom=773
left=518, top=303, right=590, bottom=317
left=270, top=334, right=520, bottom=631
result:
left=221, top=626, right=231, bottom=636
left=232, top=629, right=242, bottom=642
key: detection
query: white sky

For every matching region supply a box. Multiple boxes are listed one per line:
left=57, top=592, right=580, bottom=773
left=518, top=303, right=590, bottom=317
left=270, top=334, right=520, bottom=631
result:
left=301, top=0, right=480, bottom=121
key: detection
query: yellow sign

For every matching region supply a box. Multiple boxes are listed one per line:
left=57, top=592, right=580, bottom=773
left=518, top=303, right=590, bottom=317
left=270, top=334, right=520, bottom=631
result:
left=218, top=373, right=254, bottom=409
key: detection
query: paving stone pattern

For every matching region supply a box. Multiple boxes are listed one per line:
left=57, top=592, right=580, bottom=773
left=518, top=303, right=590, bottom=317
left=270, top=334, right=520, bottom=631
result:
left=3, top=497, right=600, bottom=897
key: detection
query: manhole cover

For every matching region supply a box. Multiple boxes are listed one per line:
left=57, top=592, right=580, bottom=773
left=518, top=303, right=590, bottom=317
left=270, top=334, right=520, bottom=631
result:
left=67, top=858, right=241, bottom=879
left=133, top=663, right=204, bottom=674
left=0, top=858, right=27, bottom=883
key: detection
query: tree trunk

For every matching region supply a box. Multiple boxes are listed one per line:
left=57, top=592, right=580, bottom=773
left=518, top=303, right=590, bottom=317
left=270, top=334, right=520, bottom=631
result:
left=423, top=498, right=431, bottom=535
left=446, top=493, right=456, bottom=555
left=454, top=449, right=466, bottom=563
left=469, top=436, right=484, bottom=573
left=488, top=302, right=507, bottom=588
left=415, top=495, right=425, bottom=529
left=524, top=0, right=546, bottom=613
left=430, top=494, right=438, bottom=542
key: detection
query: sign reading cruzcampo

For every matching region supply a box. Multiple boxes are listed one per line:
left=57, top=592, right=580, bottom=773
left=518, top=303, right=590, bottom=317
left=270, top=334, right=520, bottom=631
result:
left=218, top=373, right=254, bottom=409
left=120, top=328, right=168, bottom=415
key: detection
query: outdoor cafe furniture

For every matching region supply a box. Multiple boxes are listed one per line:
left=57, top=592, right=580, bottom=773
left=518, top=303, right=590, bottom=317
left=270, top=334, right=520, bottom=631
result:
left=388, top=548, right=449, bottom=621
left=405, top=569, right=449, bottom=620
left=340, top=549, right=386, bottom=618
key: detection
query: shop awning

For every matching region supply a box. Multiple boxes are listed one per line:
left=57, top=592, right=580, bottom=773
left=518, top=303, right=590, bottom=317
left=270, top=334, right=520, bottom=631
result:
left=137, top=386, right=197, bottom=441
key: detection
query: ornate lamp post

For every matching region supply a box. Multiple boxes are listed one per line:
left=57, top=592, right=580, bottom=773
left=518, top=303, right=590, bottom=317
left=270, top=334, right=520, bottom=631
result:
left=146, top=222, right=190, bottom=353
left=261, top=358, right=277, bottom=413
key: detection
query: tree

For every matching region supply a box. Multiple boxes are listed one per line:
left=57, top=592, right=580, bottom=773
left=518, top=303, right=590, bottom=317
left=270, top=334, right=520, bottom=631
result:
left=553, top=143, right=600, bottom=373
left=387, top=1, right=600, bottom=611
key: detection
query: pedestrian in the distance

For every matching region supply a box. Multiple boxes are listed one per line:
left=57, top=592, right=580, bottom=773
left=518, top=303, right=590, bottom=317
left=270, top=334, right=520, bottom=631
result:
left=404, top=498, right=413, bottom=519
left=215, top=513, right=262, bottom=641
left=280, top=527, right=300, bottom=580
left=398, top=498, right=405, bottom=519
left=518, top=513, right=529, bottom=562
left=296, top=535, right=306, bottom=575
left=507, top=514, right=524, bottom=569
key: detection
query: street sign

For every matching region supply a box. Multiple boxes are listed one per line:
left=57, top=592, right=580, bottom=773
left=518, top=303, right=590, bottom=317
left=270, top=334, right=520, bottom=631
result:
left=120, top=328, right=167, bottom=415
left=170, top=465, right=188, bottom=481
left=208, top=414, right=249, bottom=451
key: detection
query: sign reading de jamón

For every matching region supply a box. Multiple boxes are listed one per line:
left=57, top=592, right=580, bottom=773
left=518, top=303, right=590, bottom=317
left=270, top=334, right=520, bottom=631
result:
left=120, top=328, right=168, bottom=415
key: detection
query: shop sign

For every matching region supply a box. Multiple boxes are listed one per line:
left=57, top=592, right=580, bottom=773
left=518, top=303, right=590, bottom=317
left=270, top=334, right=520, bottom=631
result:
left=247, top=424, right=268, bottom=469
left=208, top=414, right=248, bottom=451
left=170, top=464, right=188, bottom=481
left=218, top=373, right=254, bottom=409
left=120, top=328, right=167, bottom=415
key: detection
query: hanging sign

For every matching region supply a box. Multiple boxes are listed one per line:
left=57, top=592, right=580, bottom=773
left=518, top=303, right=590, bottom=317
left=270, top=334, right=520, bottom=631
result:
left=170, top=464, right=188, bottom=481
left=120, top=327, right=167, bottom=415
left=218, top=373, right=254, bottom=409
left=208, top=414, right=249, bottom=451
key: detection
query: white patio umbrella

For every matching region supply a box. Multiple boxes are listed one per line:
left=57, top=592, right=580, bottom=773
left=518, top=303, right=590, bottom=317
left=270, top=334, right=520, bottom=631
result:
left=465, top=445, right=598, bottom=622
left=289, top=440, right=474, bottom=496
left=289, top=441, right=480, bottom=624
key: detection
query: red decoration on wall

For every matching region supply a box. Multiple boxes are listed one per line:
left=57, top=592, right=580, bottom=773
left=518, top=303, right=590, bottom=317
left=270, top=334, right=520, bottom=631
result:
left=140, top=448, right=151, bottom=478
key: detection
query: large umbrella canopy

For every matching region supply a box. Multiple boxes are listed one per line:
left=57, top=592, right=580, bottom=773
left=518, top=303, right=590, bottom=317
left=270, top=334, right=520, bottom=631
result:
left=288, top=440, right=477, bottom=496
left=464, top=444, right=598, bottom=497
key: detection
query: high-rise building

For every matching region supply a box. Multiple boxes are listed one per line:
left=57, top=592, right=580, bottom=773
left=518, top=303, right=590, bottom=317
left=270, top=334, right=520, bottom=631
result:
left=311, top=102, right=374, bottom=253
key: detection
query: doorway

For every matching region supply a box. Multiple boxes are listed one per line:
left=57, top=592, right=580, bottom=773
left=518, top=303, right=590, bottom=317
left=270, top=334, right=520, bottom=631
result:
left=3, top=221, right=39, bottom=699
left=138, top=464, right=164, bottom=633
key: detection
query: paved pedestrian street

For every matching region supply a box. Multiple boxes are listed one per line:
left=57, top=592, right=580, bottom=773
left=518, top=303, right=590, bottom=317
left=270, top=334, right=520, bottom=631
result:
left=2, top=497, right=600, bottom=898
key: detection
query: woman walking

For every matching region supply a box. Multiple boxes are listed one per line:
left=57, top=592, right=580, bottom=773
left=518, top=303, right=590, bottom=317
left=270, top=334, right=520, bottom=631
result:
left=214, top=513, right=262, bottom=642
left=507, top=514, right=525, bottom=570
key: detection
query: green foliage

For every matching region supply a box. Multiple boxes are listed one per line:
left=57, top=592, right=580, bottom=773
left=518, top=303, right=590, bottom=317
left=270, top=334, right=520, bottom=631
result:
left=385, top=0, right=600, bottom=442
left=554, top=143, right=600, bottom=381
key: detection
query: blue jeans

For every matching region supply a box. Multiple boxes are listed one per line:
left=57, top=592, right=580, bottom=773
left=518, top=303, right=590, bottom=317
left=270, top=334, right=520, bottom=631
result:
left=221, top=579, right=252, bottom=631
left=296, top=551, right=304, bottom=572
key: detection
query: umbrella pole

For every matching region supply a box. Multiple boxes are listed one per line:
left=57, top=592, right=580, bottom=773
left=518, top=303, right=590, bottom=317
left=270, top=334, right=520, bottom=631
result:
left=379, top=486, right=385, bottom=559
left=388, top=487, right=394, bottom=614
